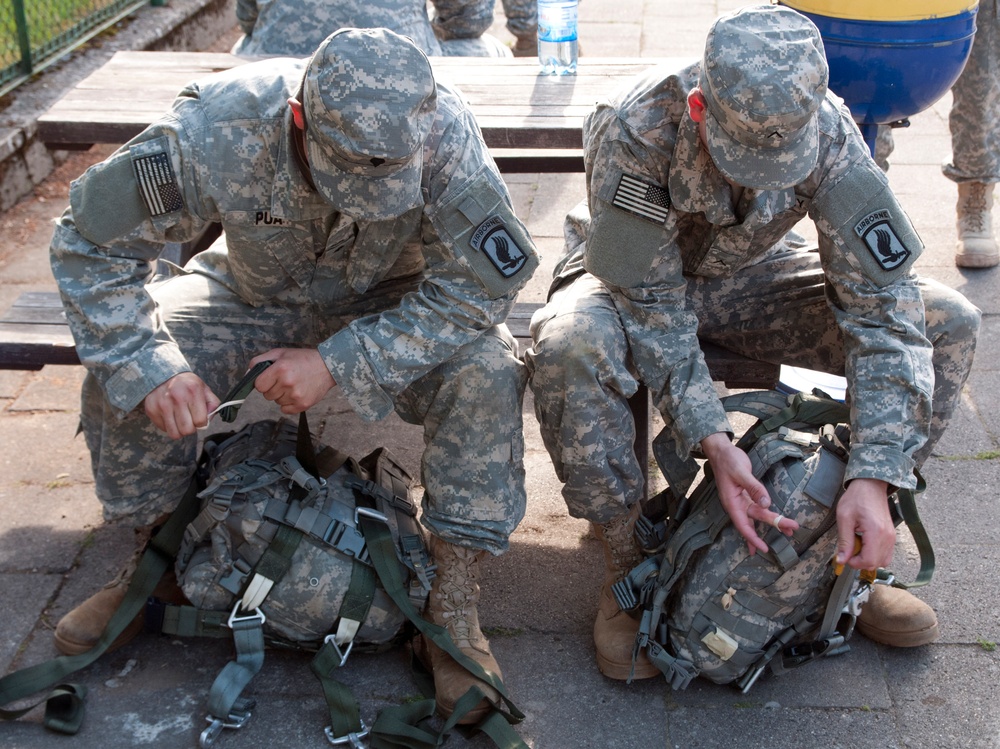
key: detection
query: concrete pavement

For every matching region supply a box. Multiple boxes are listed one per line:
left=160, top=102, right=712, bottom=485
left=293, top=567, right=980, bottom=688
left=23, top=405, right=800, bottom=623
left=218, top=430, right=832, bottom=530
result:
left=1, top=1, right=998, bottom=747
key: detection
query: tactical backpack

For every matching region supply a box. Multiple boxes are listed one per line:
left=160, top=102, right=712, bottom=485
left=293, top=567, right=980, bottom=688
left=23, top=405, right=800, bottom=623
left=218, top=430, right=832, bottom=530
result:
left=613, top=389, right=935, bottom=692
left=1, top=364, right=527, bottom=749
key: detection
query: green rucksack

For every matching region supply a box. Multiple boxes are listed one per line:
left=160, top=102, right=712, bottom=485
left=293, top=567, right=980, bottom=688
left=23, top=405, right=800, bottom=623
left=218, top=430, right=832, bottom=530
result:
left=613, top=389, right=935, bottom=692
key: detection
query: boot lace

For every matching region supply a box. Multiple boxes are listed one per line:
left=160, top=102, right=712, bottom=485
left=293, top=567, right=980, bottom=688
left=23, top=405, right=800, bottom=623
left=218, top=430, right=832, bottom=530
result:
left=600, top=513, right=644, bottom=579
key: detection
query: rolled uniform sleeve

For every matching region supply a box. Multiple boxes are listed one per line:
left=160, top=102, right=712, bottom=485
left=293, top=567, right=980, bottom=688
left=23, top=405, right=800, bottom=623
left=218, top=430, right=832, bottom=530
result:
left=582, top=104, right=731, bottom=458
left=810, top=120, right=933, bottom=489
left=50, top=106, right=215, bottom=416
left=318, top=100, right=539, bottom=421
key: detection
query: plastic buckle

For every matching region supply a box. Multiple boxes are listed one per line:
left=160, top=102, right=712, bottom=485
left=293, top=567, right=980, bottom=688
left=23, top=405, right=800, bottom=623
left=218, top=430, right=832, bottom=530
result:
left=226, top=600, right=266, bottom=629
left=324, top=633, right=354, bottom=668
left=199, top=699, right=255, bottom=748
left=325, top=719, right=370, bottom=747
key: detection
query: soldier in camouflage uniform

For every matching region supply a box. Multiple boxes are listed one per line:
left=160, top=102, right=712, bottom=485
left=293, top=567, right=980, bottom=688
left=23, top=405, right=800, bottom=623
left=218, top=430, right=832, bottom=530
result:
left=525, top=5, right=981, bottom=680
left=948, top=0, right=999, bottom=267
left=232, top=0, right=511, bottom=57
left=50, top=28, right=538, bottom=724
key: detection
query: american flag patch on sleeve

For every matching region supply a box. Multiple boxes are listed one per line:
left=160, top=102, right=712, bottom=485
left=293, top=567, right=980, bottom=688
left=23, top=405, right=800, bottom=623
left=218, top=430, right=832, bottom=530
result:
left=612, top=173, right=671, bottom=224
left=132, top=152, right=183, bottom=216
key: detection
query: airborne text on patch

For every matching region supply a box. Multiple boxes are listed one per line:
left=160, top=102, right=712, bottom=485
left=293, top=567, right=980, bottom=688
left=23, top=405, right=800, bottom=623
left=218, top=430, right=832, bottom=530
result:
left=854, top=210, right=912, bottom=272
left=131, top=151, right=182, bottom=217
left=470, top=215, right=528, bottom=278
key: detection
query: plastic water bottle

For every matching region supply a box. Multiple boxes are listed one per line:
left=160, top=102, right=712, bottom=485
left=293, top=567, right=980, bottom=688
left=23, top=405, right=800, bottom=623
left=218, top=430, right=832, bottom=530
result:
left=537, top=0, right=578, bottom=76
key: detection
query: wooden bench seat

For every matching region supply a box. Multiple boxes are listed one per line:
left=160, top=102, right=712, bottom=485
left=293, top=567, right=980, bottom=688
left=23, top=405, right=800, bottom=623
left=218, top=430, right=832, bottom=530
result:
left=0, top=292, right=778, bottom=496
left=0, top=293, right=779, bottom=388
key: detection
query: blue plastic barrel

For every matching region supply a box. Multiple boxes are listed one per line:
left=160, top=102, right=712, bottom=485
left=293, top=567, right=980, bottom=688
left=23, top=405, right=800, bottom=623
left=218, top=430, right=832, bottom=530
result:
left=781, top=1, right=978, bottom=152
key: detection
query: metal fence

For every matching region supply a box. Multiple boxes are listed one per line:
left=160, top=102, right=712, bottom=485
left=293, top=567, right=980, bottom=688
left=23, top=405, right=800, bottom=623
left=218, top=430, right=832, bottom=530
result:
left=1, top=0, right=149, bottom=98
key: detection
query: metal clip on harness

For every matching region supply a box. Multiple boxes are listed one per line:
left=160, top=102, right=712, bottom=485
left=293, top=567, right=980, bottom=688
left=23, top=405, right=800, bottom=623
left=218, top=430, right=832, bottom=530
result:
left=199, top=698, right=256, bottom=748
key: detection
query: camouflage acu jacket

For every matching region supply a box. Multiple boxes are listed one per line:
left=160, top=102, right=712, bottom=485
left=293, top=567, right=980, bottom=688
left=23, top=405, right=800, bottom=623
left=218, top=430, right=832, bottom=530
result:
left=560, top=60, right=933, bottom=489
left=50, top=57, right=538, bottom=422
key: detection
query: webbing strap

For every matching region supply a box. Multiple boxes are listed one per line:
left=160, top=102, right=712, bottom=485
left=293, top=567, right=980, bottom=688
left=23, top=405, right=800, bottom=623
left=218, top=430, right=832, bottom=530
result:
left=310, top=642, right=367, bottom=743
left=215, top=360, right=273, bottom=423
left=206, top=611, right=266, bottom=722
left=357, top=516, right=527, bottom=748
left=0, top=477, right=202, bottom=734
left=891, top=486, right=935, bottom=588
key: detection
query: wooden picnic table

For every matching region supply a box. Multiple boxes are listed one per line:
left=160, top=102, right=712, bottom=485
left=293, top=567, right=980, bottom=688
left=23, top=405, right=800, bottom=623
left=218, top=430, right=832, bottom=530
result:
left=36, top=52, right=678, bottom=171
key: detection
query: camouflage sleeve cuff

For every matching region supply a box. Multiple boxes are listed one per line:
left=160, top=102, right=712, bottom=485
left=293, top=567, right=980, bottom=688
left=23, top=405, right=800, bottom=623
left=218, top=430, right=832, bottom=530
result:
left=845, top=443, right=918, bottom=490
left=318, top=329, right=395, bottom=423
left=673, top=401, right=733, bottom=458
left=103, top=343, right=191, bottom=415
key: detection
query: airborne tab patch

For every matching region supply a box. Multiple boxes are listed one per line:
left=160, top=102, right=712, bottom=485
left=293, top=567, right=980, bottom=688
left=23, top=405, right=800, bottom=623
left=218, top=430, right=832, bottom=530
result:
left=131, top=151, right=182, bottom=217
left=470, top=215, right=528, bottom=278
left=612, top=173, right=671, bottom=224
left=854, top=210, right=912, bottom=272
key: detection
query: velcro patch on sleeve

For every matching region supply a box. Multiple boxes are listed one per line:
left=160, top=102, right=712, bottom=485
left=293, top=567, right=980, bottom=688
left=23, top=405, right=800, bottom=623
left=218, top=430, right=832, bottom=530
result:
left=611, top=172, right=671, bottom=224
left=131, top=150, right=183, bottom=217
left=470, top=216, right=530, bottom=279
left=429, top=168, right=539, bottom=299
left=853, top=210, right=912, bottom=272
left=813, top=159, right=922, bottom=287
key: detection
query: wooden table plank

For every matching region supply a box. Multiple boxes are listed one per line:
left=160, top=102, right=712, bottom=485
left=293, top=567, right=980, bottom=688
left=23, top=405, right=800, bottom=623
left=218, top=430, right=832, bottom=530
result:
left=38, top=52, right=679, bottom=152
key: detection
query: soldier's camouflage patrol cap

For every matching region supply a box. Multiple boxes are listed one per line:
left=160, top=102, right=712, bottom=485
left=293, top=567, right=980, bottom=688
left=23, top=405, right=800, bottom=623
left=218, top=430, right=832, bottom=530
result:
left=301, top=27, right=437, bottom=221
left=700, top=4, right=828, bottom=190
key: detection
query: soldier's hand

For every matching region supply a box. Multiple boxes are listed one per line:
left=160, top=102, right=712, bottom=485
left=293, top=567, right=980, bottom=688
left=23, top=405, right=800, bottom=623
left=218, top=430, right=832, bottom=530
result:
left=701, top=432, right=799, bottom=555
left=835, top=478, right=895, bottom=570
left=249, top=348, right=335, bottom=414
left=144, top=372, right=220, bottom=439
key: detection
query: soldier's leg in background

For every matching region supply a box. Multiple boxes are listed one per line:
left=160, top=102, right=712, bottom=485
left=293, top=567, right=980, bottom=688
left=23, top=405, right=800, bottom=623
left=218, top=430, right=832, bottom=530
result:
left=524, top=272, right=658, bottom=679
left=945, top=0, right=1000, bottom=267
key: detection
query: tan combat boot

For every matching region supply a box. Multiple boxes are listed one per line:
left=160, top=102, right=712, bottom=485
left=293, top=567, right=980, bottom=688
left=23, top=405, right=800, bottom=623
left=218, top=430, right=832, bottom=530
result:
left=955, top=181, right=999, bottom=268
left=856, top=584, right=940, bottom=648
left=591, top=504, right=659, bottom=680
left=416, top=535, right=503, bottom=725
left=54, top=517, right=185, bottom=656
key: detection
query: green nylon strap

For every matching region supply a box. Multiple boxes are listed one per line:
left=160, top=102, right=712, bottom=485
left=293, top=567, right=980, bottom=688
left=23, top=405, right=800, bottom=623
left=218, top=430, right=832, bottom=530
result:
left=253, top=523, right=302, bottom=583
left=216, top=360, right=273, bottom=423
left=0, top=477, right=202, bottom=734
left=890, top=486, right=935, bottom=588
left=206, top=614, right=266, bottom=721
left=310, top=641, right=366, bottom=742
left=357, top=516, right=527, bottom=745
left=340, top=559, right=377, bottom=625
left=159, top=605, right=230, bottom=638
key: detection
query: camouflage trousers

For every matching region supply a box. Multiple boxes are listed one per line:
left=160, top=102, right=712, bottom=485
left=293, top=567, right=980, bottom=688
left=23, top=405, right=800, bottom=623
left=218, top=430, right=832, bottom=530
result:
left=944, top=0, right=1000, bottom=183
left=525, top=247, right=980, bottom=523
left=80, top=257, right=527, bottom=554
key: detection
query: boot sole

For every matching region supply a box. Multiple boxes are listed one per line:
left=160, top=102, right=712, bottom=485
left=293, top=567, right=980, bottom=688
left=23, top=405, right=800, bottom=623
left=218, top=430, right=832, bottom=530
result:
left=595, top=649, right=662, bottom=681
left=53, top=616, right=144, bottom=656
left=956, top=252, right=1000, bottom=268
left=855, top=620, right=941, bottom=648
